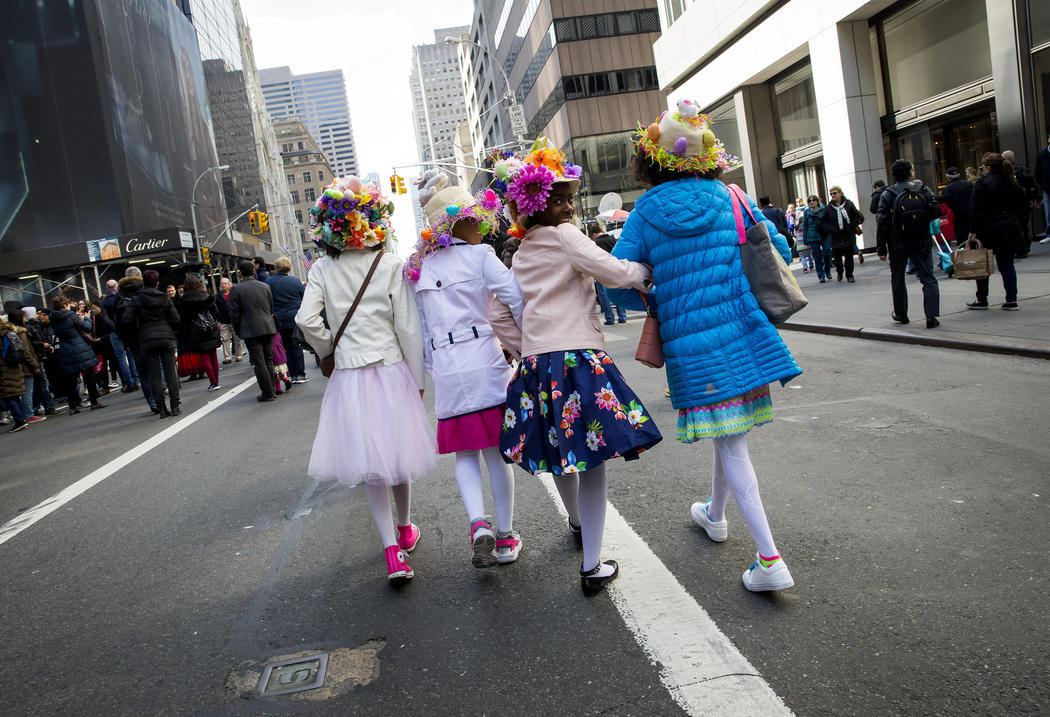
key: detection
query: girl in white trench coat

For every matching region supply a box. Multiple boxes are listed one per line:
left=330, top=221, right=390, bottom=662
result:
left=404, top=184, right=525, bottom=569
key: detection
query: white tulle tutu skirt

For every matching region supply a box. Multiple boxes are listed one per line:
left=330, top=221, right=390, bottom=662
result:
left=307, top=362, right=436, bottom=486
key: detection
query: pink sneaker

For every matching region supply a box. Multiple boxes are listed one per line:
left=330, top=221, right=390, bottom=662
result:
left=396, top=523, right=420, bottom=553
left=384, top=545, right=414, bottom=584
left=495, top=530, right=522, bottom=564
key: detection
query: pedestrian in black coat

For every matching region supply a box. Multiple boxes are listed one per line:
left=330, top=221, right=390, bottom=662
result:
left=178, top=275, right=222, bottom=390
left=820, top=186, right=864, bottom=282
left=940, top=168, right=973, bottom=242
left=967, top=152, right=1025, bottom=311
left=49, top=296, right=105, bottom=412
left=230, top=260, right=277, bottom=400
left=128, top=269, right=181, bottom=417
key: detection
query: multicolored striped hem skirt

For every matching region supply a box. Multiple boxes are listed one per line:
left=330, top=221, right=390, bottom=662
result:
left=676, top=385, right=773, bottom=443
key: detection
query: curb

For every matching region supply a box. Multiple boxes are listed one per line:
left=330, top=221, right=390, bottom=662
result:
left=779, top=321, right=1050, bottom=360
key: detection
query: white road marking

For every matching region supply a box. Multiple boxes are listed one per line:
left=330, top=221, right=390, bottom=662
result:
left=0, top=378, right=257, bottom=547
left=539, top=473, right=793, bottom=716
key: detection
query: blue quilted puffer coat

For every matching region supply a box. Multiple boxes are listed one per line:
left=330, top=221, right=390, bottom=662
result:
left=608, top=178, right=802, bottom=409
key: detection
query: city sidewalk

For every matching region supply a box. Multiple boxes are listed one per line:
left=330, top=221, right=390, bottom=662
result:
left=783, top=240, right=1050, bottom=357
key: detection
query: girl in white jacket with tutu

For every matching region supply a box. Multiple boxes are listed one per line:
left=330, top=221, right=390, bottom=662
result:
left=403, top=178, right=525, bottom=568
left=296, top=175, right=436, bottom=584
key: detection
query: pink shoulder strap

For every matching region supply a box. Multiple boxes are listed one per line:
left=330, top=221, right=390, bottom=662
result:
left=727, top=183, right=757, bottom=245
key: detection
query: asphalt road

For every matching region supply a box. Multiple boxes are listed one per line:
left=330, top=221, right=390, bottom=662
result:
left=1, top=322, right=1047, bottom=715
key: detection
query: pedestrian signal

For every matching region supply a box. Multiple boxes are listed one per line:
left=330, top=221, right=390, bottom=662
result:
left=259, top=212, right=270, bottom=233
left=389, top=175, right=397, bottom=193
left=201, top=247, right=211, bottom=265
left=249, top=211, right=259, bottom=234
left=396, top=175, right=407, bottom=194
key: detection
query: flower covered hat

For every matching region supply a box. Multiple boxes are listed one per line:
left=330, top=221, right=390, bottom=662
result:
left=635, top=99, right=735, bottom=174
left=402, top=178, right=502, bottom=282
left=308, top=175, right=395, bottom=251
left=491, top=136, right=582, bottom=219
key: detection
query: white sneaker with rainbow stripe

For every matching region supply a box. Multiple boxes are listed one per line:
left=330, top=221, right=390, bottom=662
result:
left=742, top=553, right=794, bottom=592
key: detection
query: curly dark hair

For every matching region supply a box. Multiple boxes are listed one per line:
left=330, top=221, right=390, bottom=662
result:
left=630, top=147, right=722, bottom=188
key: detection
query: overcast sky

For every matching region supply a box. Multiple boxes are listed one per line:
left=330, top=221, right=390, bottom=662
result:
left=239, top=0, right=475, bottom=250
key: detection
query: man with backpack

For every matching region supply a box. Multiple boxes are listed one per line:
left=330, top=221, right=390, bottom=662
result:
left=1, top=314, right=39, bottom=432
left=877, top=158, right=942, bottom=329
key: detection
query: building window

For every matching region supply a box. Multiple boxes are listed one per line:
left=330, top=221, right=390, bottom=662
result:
left=563, top=66, right=659, bottom=100
left=706, top=98, right=741, bottom=168
left=1032, top=0, right=1050, bottom=47
left=298, top=141, right=304, bottom=150
left=304, top=187, right=315, bottom=201
left=295, top=209, right=303, bottom=223
left=286, top=173, right=295, bottom=185
left=318, top=171, right=325, bottom=183
left=773, top=64, right=820, bottom=153
left=877, top=0, right=991, bottom=111
left=302, top=170, right=312, bottom=184
left=291, top=190, right=300, bottom=203
left=554, top=8, right=660, bottom=42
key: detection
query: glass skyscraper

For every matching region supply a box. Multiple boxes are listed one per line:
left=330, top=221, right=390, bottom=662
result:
left=258, top=67, right=359, bottom=179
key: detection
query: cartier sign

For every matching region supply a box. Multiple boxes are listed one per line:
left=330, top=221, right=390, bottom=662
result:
left=86, top=227, right=195, bottom=262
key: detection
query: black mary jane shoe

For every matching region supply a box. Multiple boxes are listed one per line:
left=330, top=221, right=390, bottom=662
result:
left=580, top=559, right=619, bottom=596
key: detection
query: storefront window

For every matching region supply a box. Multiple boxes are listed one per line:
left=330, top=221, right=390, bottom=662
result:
left=881, top=0, right=991, bottom=111
left=773, top=66, right=820, bottom=153
left=1031, top=0, right=1050, bottom=48
left=568, top=131, right=640, bottom=217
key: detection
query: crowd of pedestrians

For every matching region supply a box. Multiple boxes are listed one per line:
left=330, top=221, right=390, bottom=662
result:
left=1, top=258, right=310, bottom=431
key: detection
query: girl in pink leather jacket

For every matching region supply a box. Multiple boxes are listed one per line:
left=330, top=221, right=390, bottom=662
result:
left=489, top=139, right=661, bottom=596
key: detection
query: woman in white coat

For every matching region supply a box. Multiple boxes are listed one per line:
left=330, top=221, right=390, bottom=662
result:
left=404, top=184, right=525, bottom=569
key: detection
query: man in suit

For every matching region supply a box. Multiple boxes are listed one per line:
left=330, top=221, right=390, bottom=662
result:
left=230, top=259, right=278, bottom=401
left=1034, top=130, right=1050, bottom=243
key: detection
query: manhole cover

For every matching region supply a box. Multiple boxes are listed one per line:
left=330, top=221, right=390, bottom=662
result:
left=258, top=653, right=329, bottom=696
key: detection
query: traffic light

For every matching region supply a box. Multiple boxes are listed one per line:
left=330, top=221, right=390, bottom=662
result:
left=389, top=175, right=397, bottom=193
left=396, top=175, right=407, bottom=194
left=249, top=211, right=259, bottom=234
left=201, top=247, right=211, bottom=265
left=259, top=212, right=269, bottom=233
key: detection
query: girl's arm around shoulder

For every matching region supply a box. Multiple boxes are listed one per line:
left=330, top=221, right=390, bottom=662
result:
left=557, top=223, right=651, bottom=290
left=607, top=216, right=651, bottom=312
left=480, top=245, right=524, bottom=327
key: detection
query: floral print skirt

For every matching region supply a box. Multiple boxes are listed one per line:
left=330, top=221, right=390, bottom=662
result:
left=500, top=349, right=662, bottom=475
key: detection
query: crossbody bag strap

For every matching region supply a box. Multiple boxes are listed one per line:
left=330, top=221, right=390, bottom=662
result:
left=331, top=250, right=385, bottom=351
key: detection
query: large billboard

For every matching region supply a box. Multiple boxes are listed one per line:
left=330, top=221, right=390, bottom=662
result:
left=0, top=0, right=226, bottom=263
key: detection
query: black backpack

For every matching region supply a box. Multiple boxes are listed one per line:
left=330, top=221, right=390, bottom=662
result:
left=892, top=187, right=931, bottom=243
left=2, top=330, right=26, bottom=367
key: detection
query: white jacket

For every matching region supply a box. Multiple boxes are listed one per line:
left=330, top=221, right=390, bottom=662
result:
left=295, top=250, right=424, bottom=388
left=413, top=241, right=523, bottom=419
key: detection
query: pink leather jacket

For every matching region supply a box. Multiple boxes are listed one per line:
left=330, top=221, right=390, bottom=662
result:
left=490, top=222, right=651, bottom=358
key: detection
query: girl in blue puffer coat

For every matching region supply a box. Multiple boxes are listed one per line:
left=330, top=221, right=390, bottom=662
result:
left=608, top=101, right=802, bottom=592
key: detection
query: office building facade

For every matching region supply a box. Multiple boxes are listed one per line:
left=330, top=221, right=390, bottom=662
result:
left=654, top=0, right=1050, bottom=245
left=273, top=117, right=334, bottom=259
left=0, top=0, right=231, bottom=305
left=464, top=0, right=666, bottom=217
left=410, top=27, right=472, bottom=234
left=259, top=67, right=360, bottom=179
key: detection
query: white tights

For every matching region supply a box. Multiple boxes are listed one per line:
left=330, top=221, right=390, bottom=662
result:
left=553, top=464, right=608, bottom=572
left=706, top=433, right=778, bottom=558
left=455, top=447, right=515, bottom=532
left=365, top=482, right=412, bottom=548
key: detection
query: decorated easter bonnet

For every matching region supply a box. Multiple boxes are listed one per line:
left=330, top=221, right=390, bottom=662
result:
left=308, top=175, right=395, bottom=252
left=491, top=136, right=582, bottom=218
left=403, top=173, right=502, bottom=281
left=635, top=99, right=734, bottom=174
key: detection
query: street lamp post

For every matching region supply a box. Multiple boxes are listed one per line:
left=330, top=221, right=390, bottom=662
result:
left=444, top=37, right=527, bottom=148
left=191, top=164, right=230, bottom=264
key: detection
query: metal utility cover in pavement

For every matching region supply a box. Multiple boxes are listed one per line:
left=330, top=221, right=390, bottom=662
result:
left=258, top=653, right=329, bottom=696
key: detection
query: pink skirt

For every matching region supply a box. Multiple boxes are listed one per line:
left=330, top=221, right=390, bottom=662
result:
left=436, top=404, right=504, bottom=454
left=308, top=362, right=436, bottom=486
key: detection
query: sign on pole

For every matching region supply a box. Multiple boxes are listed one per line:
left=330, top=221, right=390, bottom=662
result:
left=508, top=103, right=528, bottom=137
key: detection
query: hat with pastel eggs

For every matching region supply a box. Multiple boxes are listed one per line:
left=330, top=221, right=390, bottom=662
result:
left=402, top=176, right=502, bottom=282
left=634, top=99, right=735, bottom=174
